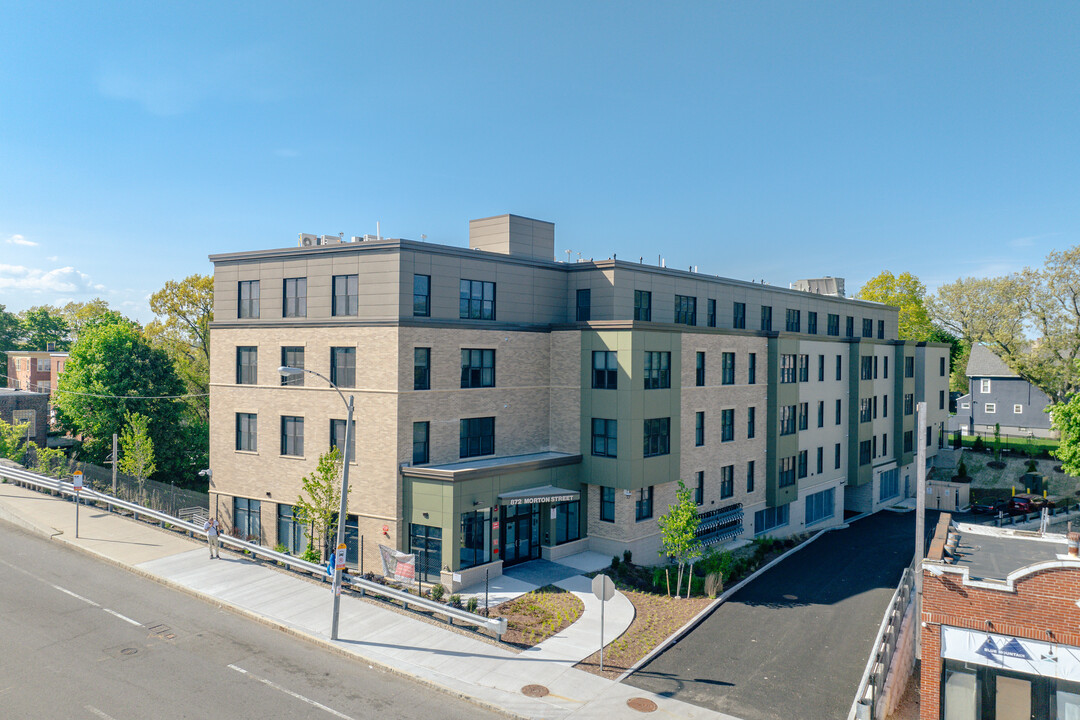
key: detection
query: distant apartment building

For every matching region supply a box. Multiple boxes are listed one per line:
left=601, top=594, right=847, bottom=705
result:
left=0, top=388, right=49, bottom=443
left=5, top=348, right=68, bottom=397
left=207, top=214, right=950, bottom=589
left=954, top=344, right=1054, bottom=439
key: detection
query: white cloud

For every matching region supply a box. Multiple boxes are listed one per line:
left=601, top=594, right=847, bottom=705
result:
left=0, top=264, right=103, bottom=293
left=5, top=234, right=37, bottom=247
left=46, top=255, right=58, bottom=262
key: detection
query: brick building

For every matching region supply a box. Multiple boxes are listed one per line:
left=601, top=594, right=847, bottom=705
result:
left=5, top=348, right=68, bottom=397
left=0, top=388, right=49, bottom=444
left=921, top=514, right=1080, bottom=719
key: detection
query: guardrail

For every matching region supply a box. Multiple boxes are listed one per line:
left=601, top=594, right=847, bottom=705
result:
left=0, top=465, right=507, bottom=639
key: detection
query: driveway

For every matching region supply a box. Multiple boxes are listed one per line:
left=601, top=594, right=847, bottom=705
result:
left=625, top=510, right=918, bottom=720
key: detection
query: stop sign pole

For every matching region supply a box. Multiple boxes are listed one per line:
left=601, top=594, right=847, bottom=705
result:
left=73, top=471, right=83, bottom=538
left=592, top=573, right=615, bottom=672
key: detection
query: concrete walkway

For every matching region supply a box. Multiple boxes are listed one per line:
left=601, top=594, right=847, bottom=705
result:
left=0, top=479, right=740, bottom=719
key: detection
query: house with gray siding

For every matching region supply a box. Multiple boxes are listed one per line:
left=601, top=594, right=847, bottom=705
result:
left=954, top=344, right=1054, bottom=438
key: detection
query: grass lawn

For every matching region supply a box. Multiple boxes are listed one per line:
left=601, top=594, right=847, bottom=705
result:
left=959, top=434, right=1058, bottom=455
left=492, top=585, right=584, bottom=649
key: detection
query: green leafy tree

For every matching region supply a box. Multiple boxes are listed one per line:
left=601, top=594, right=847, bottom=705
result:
left=927, top=327, right=969, bottom=393
left=856, top=271, right=934, bottom=341
left=657, top=480, right=701, bottom=598
left=29, top=444, right=72, bottom=479
left=118, top=411, right=156, bottom=500
left=0, top=417, right=31, bottom=464
left=1052, top=396, right=1080, bottom=476
left=292, top=447, right=349, bottom=562
left=0, top=303, right=22, bottom=371
left=18, top=307, right=70, bottom=351
left=56, top=299, right=116, bottom=341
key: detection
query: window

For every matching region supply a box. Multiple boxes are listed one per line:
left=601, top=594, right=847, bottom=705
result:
left=861, top=356, right=874, bottom=380
left=961, top=402, right=970, bottom=409
left=553, top=502, right=580, bottom=545
left=818, top=354, right=825, bottom=381
left=409, top=524, right=442, bottom=582
left=460, top=417, right=495, bottom=458
left=643, top=417, right=670, bottom=457
left=238, top=280, right=260, bottom=319
left=798, top=354, right=809, bottom=382
left=878, top=320, right=885, bottom=339
left=817, top=400, right=825, bottom=428
left=674, top=294, right=697, bottom=325
left=330, top=347, right=356, bottom=387
left=234, top=497, right=262, bottom=542
left=754, top=504, right=789, bottom=535
left=461, top=349, right=495, bottom=388
left=634, top=290, right=652, bottom=321
left=872, top=435, right=877, bottom=458
left=733, top=302, right=746, bottom=329
left=412, top=422, right=429, bottom=464
left=330, top=418, right=354, bottom=460
left=748, top=353, right=757, bottom=384
left=281, top=416, right=304, bottom=457
left=807, top=311, right=818, bottom=335
left=720, top=465, right=734, bottom=499
left=643, top=351, right=671, bottom=389
left=806, top=488, right=835, bottom=526
left=980, top=378, right=991, bottom=393
left=816, top=446, right=824, bottom=474
left=797, top=450, right=808, bottom=479
left=283, top=277, right=307, bottom=318
left=576, top=289, right=591, bottom=321
left=236, top=346, right=257, bottom=385
left=600, top=487, right=615, bottom=522
left=592, top=418, right=618, bottom=457
left=402, top=273, right=428, bottom=318
left=862, top=318, right=872, bottom=338
left=695, top=412, right=705, bottom=446
left=780, top=354, right=796, bottom=383
left=904, top=393, right=914, bottom=415
left=722, top=352, right=735, bottom=385
left=882, top=433, right=887, bottom=456
left=746, top=461, right=755, bottom=493
left=926, top=426, right=932, bottom=448
left=904, top=430, right=913, bottom=453
left=860, top=398, right=873, bottom=423
left=332, top=274, right=358, bottom=316
left=939, top=356, right=946, bottom=376
left=635, top=486, right=654, bottom=521
left=460, top=509, right=492, bottom=568
left=798, top=402, right=809, bottom=431
left=760, top=305, right=773, bottom=332
left=879, top=468, right=899, bottom=501
left=277, top=504, right=307, bottom=555
left=985, top=403, right=996, bottom=414
left=836, top=354, right=843, bottom=381
left=846, top=316, right=854, bottom=338
left=1014, top=404, right=1023, bottom=414
left=235, top=413, right=257, bottom=452
left=779, top=456, right=796, bottom=487
left=835, top=443, right=841, bottom=469
left=721, top=409, right=734, bottom=442
left=786, top=309, right=801, bottom=332
left=835, top=399, right=842, bottom=425
left=280, top=347, right=304, bottom=386
left=747, top=406, right=756, bottom=439
left=707, top=298, right=717, bottom=327
left=883, top=394, right=888, bottom=417
left=414, top=347, right=430, bottom=390
left=874, top=355, right=879, bottom=379
left=695, top=471, right=705, bottom=505
left=827, top=313, right=839, bottom=336
left=459, top=279, right=495, bottom=320
left=780, top=405, right=796, bottom=436
left=905, top=356, right=915, bottom=378
left=873, top=395, right=878, bottom=419
left=859, top=440, right=871, bottom=466
left=592, top=351, right=618, bottom=389
left=939, top=390, right=945, bottom=410
left=696, top=352, right=706, bottom=386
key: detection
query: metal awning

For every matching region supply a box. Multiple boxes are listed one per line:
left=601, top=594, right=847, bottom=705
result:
left=497, top=485, right=580, bottom=506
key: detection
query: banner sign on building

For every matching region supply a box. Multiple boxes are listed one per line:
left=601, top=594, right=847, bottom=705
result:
left=378, top=544, right=417, bottom=584
left=941, top=626, right=1080, bottom=681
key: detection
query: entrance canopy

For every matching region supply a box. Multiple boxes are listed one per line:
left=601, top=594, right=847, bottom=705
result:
left=498, top=485, right=580, bottom=506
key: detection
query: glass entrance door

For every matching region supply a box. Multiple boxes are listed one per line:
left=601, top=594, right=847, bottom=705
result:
left=501, top=504, right=540, bottom=567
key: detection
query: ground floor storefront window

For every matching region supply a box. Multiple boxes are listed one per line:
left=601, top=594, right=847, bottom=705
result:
left=460, top=509, right=491, bottom=570
left=553, top=500, right=580, bottom=544
left=234, top=497, right=261, bottom=542
left=276, top=504, right=307, bottom=555
left=409, top=524, right=442, bottom=581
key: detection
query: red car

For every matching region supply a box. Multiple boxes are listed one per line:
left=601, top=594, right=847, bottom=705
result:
left=1006, top=497, right=1035, bottom=515
left=1013, top=493, right=1054, bottom=510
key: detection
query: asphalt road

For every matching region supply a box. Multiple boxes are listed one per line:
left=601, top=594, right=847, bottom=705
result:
left=0, top=521, right=499, bottom=720
left=626, top=511, right=919, bottom=720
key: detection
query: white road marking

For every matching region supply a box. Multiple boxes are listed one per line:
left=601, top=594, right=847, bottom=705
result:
left=227, top=664, right=355, bottom=719
left=102, top=608, right=141, bottom=626
left=52, top=584, right=101, bottom=607
left=85, top=705, right=119, bottom=720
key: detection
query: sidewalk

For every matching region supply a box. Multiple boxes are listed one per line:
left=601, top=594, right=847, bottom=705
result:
left=0, top=480, right=741, bottom=719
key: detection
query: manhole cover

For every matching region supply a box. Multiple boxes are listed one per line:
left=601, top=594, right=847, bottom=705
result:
left=627, top=697, right=657, bottom=713
left=522, top=684, right=549, bottom=698
left=120, top=648, right=138, bottom=656
left=783, top=594, right=798, bottom=601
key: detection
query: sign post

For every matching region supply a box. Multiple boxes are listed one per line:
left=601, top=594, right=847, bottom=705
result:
left=72, top=471, right=84, bottom=538
left=592, top=573, right=615, bottom=672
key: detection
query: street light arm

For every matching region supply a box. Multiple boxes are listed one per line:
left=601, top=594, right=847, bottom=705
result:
left=278, top=365, right=349, bottom=410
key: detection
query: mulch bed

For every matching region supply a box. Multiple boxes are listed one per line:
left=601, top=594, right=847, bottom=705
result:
left=492, top=585, right=584, bottom=649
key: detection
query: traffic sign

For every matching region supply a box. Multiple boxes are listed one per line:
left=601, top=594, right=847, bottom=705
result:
left=335, top=543, right=347, bottom=572
left=591, top=573, right=615, bottom=601
left=72, top=471, right=83, bottom=492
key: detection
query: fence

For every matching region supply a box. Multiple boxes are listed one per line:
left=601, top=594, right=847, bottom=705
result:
left=75, top=462, right=209, bottom=518
left=950, top=429, right=1058, bottom=457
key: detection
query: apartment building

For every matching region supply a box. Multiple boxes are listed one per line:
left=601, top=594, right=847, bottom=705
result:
left=208, top=214, right=950, bottom=590
left=5, top=349, right=68, bottom=397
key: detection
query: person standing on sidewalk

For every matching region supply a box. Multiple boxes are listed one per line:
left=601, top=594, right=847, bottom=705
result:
left=203, top=517, right=220, bottom=559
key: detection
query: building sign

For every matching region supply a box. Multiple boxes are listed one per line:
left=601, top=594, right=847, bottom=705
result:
left=942, top=626, right=1080, bottom=681
left=503, top=493, right=577, bottom=506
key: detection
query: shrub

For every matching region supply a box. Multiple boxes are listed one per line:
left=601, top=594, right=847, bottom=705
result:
left=1026, top=458, right=1038, bottom=473
left=973, top=436, right=985, bottom=452
left=611, top=555, right=620, bottom=570
left=957, top=459, right=968, bottom=477
left=430, top=583, right=446, bottom=602
left=449, top=594, right=462, bottom=608
left=704, top=572, right=723, bottom=599
left=623, top=549, right=633, bottom=565
left=466, top=596, right=479, bottom=613
left=274, top=543, right=288, bottom=554
left=301, top=545, right=320, bottom=563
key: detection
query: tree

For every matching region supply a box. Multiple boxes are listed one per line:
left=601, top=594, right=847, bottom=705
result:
left=18, top=307, right=70, bottom=351
left=57, top=299, right=122, bottom=341
left=118, top=412, right=156, bottom=500
left=0, top=416, right=30, bottom=464
left=292, top=447, right=349, bottom=561
left=146, top=275, right=213, bottom=425
left=0, top=303, right=21, bottom=372
left=1052, top=396, right=1080, bottom=476
left=657, top=480, right=701, bottom=598
left=855, top=271, right=934, bottom=341
left=927, top=327, right=969, bottom=393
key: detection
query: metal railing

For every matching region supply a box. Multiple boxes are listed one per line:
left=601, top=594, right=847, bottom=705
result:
left=0, top=464, right=507, bottom=639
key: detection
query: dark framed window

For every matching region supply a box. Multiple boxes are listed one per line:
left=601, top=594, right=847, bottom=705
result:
left=846, top=316, right=854, bottom=338
left=707, top=298, right=717, bottom=328
left=905, top=356, right=914, bottom=377
left=696, top=351, right=706, bottom=386
left=592, top=351, right=618, bottom=389
left=760, top=305, right=773, bottom=332
left=413, top=421, right=429, bottom=464
left=277, top=504, right=307, bottom=555
left=798, top=402, right=809, bottom=431
left=280, top=347, right=304, bottom=386
left=816, top=446, right=824, bottom=474
left=635, top=486, right=654, bottom=521
left=643, top=417, right=670, bottom=457
left=634, top=290, right=652, bottom=321
left=904, top=430, right=914, bottom=453
left=862, top=318, right=873, bottom=338
left=413, top=274, right=430, bottom=317
left=884, top=356, right=889, bottom=378
left=695, top=471, right=705, bottom=505
left=835, top=443, right=842, bottom=469
left=797, top=450, right=808, bottom=479
left=330, top=347, right=356, bottom=387
left=780, top=405, right=796, bottom=435
left=779, top=456, right=796, bottom=488
left=733, top=302, right=746, bottom=329
left=236, top=412, right=257, bottom=452
left=818, top=354, right=825, bottom=381
left=861, top=356, right=874, bottom=380
left=460, top=509, right=492, bottom=567
left=807, top=311, right=818, bottom=335
left=836, top=354, right=843, bottom=381
left=643, top=351, right=671, bottom=389
left=576, top=289, right=591, bottom=321
left=695, top=412, right=705, bottom=446
left=238, top=280, right=260, bottom=319
left=806, top=488, right=835, bottom=526
left=786, top=308, right=800, bottom=333
left=859, top=440, right=872, bottom=466
left=459, top=279, right=495, bottom=320
left=878, top=320, right=885, bottom=339
left=817, top=400, right=825, bottom=428
left=836, top=399, right=842, bottom=425
left=414, top=347, right=430, bottom=390
left=283, top=277, right=307, bottom=318
left=780, top=354, right=796, bottom=383
left=409, top=524, right=442, bottom=582
left=904, top=393, right=914, bottom=415
left=721, top=408, right=734, bottom=442
left=459, top=417, right=495, bottom=458
left=330, top=418, right=354, bottom=460
left=332, top=274, right=358, bottom=316
left=883, top=394, right=888, bottom=417
left=592, top=418, right=618, bottom=457
left=747, top=406, right=756, bottom=438
left=461, top=349, right=495, bottom=388
left=722, top=352, right=735, bottom=385
left=748, top=353, right=756, bottom=384
left=754, top=504, right=789, bottom=535
left=827, top=313, right=839, bottom=336
left=720, top=465, right=734, bottom=499
left=860, top=397, right=873, bottom=423
left=798, top=354, right=809, bottom=382
left=674, top=295, right=697, bottom=325
left=940, top=356, right=946, bottom=377
left=882, top=433, right=888, bottom=455
left=280, top=416, right=304, bottom=457
left=234, top=497, right=261, bottom=541
left=746, top=461, right=755, bottom=493
left=236, top=346, right=257, bottom=385
left=600, top=487, right=615, bottom=522
left=553, top=501, right=580, bottom=545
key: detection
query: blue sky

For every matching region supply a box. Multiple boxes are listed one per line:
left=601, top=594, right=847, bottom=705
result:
left=2, top=2, right=1078, bottom=322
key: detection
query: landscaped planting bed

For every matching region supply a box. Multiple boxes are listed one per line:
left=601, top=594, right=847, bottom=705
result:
left=492, top=585, right=584, bottom=649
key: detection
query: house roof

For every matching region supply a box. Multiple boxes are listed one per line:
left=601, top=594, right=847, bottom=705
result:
left=966, top=344, right=1019, bottom=379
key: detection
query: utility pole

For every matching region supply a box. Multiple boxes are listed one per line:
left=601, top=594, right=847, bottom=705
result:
left=915, top=401, right=928, bottom=659
left=111, top=433, right=118, bottom=496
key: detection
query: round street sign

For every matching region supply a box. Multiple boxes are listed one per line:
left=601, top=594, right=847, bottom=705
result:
left=592, top=573, right=615, bottom=602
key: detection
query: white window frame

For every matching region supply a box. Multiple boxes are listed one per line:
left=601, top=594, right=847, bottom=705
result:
left=980, top=379, right=991, bottom=393
left=960, top=402, right=970, bottom=409
left=984, top=403, right=996, bottom=414
left=1013, top=404, right=1023, bottom=414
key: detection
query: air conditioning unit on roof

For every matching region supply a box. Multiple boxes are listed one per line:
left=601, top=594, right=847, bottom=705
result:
left=298, top=233, right=318, bottom=247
